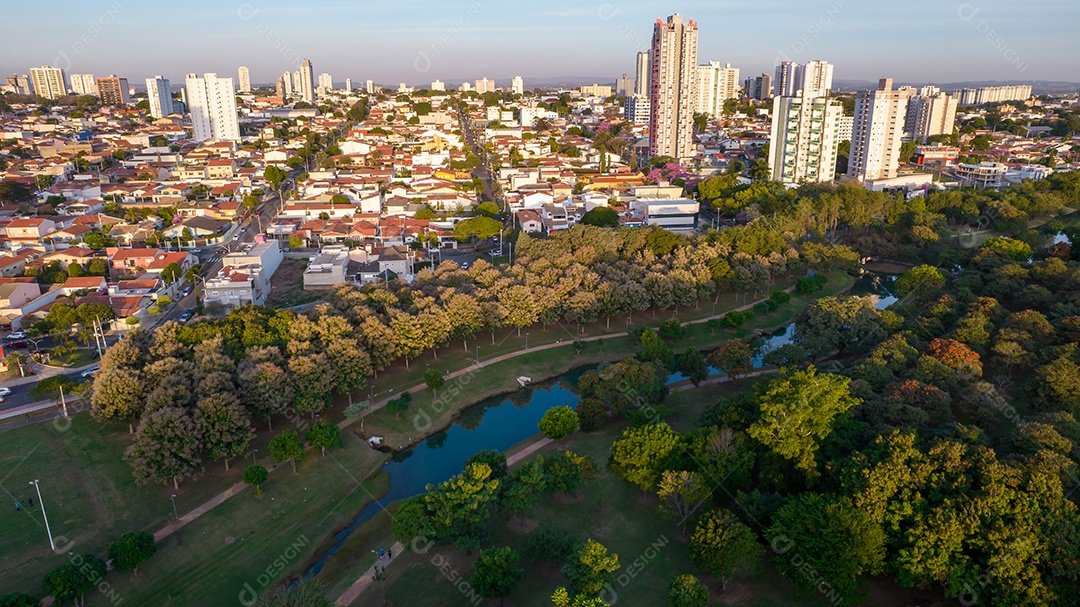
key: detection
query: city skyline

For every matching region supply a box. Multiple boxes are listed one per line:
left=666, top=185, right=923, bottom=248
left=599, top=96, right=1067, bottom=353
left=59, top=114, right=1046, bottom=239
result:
left=0, top=1, right=1073, bottom=89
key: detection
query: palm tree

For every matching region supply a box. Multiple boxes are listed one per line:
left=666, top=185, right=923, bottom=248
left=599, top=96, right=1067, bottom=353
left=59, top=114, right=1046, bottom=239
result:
left=750, top=159, right=771, bottom=181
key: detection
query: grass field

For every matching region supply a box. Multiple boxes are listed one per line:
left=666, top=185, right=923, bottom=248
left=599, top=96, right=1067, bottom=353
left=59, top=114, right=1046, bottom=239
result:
left=42, top=347, right=97, bottom=369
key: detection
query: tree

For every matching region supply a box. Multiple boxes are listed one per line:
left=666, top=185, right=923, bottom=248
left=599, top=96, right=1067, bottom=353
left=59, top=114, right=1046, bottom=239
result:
left=668, top=574, right=709, bottom=607
left=0, top=181, right=34, bottom=205
left=465, top=450, right=508, bottom=479
left=264, top=165, right=288, bottom=192
left=269, top=429, right=305, bottom=473
left=794, top=296, right=885, bottom=358
left=982, top=236, right=1032, bottom=261
left=306, top=420, right=341, bottom=457
left=678, top=348, right=709, bottom=387
left=470, top=546, right=523, bottom=599
left=252, top=578, right=334, bottom=607
left=707, top=341, right=753, bottom=380
left=580, top=207, right=619, bottom=228
left=562, top=539, right=620, bottom=598
left=656, top=470, right=709, bottom=528
left=767, top=493, right=885, bottom=603
left=42, top=554, right=106, bottom=607
left=638, top=328, right=675, bottom=371
left=244, top=465, right=269, bottom=494
left=0, top=593, right=38, bottom=607
left=748, top=366, right=858, bottom=473
left=423, top=366, right=445, bottom=399
left=424, top=462, right=500, bottom=540
left=551, top=588, right=609, bottom=607
left=539, top=405, right=579, bottom=440
left=895, top=264, right=945, bottom=299
left=108, top=530, right=157, bottom=576
left=689, top=509, right=762, bottom=589
left=501, top=456, right=547, bottom=513
left=453, top=216, right=502, bottom=243
left=160, top=262, right=183, bottom=285
left=90, top=367, right=146, bottom=433
left=386, top=391, right=412, bottom=420
left=196, top=394, right=253, bottom=471
left=609, top=423, right=681, bottom=492
left=125, top=407, right=203, bottom=489
left=475, top=201, right=500, bottom=218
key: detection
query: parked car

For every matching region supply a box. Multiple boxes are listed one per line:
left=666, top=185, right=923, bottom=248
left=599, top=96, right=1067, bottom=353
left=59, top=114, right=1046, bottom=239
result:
left=179, top=311, right=193, bottom=323
left=8, top=341, right=28, bottom=349
left=81, top=366, right=100, bottom=378
left=0, top=387, right=11, bottom=398
left=6, top=331, right=26, bottom=340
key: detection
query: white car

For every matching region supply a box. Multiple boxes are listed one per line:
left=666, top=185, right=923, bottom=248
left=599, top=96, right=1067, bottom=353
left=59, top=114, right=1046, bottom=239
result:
left=0, top=387, right=11, bottom=398
left=6, top=331, right=26, bottom=340
left=81, top=366, right=100, bottom=378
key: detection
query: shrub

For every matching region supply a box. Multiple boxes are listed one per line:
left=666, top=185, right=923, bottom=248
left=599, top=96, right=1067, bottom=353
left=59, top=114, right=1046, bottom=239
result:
left=125, top=316, right=140, bottom=325
left=157, top=295, right=173, bottom=306
left=753, top=302, right=770, bottom=315
left=523, top=527, right=576, bottom=563
left=771, top=291, right=791, bottom=305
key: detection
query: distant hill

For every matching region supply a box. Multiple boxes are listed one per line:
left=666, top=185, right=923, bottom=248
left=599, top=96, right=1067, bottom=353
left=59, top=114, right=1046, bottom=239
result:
left=834, top=79, right=1080, bottom=94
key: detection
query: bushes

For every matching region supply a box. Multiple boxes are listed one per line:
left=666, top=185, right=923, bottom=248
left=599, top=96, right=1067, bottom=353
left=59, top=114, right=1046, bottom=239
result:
left=723, top=310, right=755, bottom=328
left=523, top=527, right=576, bottom=563
left=771, top=290, right=791, bottom=304
left=796, top=275, right=828, bottom=294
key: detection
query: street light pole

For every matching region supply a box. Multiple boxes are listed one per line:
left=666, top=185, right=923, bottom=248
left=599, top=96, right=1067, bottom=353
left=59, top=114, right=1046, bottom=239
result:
left=252, top=449, right=257, bottom=466
left=28, top=480, right=54, bottom=551
left=525, top=332, right=529, bottom=351
left=475, top=345, right=480, bottom=366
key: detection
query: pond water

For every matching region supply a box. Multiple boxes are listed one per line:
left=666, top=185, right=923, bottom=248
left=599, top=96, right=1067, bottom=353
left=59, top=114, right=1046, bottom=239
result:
left=306, top=272, right=900, bottom=577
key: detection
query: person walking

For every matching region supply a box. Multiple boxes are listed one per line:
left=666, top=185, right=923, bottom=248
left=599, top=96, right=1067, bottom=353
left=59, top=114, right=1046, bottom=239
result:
left=27, top=497, right=33, bottom=508
left=379, top=548, right=385, bottom=559
left=387, top=547, right=393, bottom=559
left=14, top=501, right=20, bottom=512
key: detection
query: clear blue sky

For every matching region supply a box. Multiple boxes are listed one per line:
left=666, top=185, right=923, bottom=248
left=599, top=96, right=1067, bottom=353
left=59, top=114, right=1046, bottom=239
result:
left=1, top=0, right=1076, bottom=88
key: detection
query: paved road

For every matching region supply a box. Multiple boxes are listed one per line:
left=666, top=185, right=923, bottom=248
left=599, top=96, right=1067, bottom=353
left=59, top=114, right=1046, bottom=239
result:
left=0, top=367, right=92, bottom=413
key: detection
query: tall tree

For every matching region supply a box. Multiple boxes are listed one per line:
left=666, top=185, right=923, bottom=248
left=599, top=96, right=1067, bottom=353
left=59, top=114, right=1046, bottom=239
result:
left=125, top=407, right=203, bottom=489
left=108, top=531, right=158, bottom=577
left=269, top=429, right=305, bottom=473
left=688, top=509, right=762, bottom=589
left=707, top=341, right=753, bottom=381
left=196, top=393, right=253, bottom=471
left=306, top=420, right=341, bottom=457
left=562, top=539, right=620, bottom=598
left=609, top=423, right=681, bottom=493
left=424, top=462, right=500, bottom=540
left=678, top=348, right=709, bottom=387
left=470, top=546, right=524, bottom=600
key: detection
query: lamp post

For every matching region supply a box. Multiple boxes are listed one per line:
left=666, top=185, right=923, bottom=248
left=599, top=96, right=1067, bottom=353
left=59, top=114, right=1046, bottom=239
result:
left=251, top=448, right=257, bottom=466
left=475, top=345, right=480, bottom=366
left=525, top=333, right=529, bottom=351
left=170, top=493, right=182, bottom=546
left=28, top=480, right=54, bottom=551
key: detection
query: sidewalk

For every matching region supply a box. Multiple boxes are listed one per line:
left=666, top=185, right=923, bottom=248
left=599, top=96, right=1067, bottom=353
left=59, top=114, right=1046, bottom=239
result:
left=1, top=359, right=98, bottom=388
left=334, top=542, right=405, bottom=606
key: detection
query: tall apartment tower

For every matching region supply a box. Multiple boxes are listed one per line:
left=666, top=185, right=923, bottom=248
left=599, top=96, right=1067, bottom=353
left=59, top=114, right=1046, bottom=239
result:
left=281, top=71, right=293, bottom=98
left=365, top=80, right=375, bottom=94
left=96, top=75, right=130, bottom=105
left=318, top=73, right=333, bottom=92
left=146, top=76, right=174, bottom=118
left=648, top=14, right=698, bottom=160
left=511, top=76, right=524, bottom=96
left=300, top=59, right=315, bottom=103
left=275, top=76, right=285, bottom=99
left=475, top=77, right=496, bottom=93
left=185, top=73, right=240, bottom=142
left=30, top=66, right=67, bottom=99
left=70, top=74, right=97, bottom=96
left=774, top=61, right=799, bottom=97
left=847, top=78, right=914, bottom=182
left=904, top=92, right=958, bottom=142
left=635, top=51, right=650, bottom=97
left=768, top=89, right=844, bottom=184
left=798, top=60, right=834, bottom=98
left=238, top=66, right=251, bottom=92
left=694, top=61, right=740, bottom=117
left=743, top=73, right=772, bottom=101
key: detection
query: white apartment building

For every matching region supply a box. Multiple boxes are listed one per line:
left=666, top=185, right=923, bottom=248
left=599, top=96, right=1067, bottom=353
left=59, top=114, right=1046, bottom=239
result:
left=634, top=199, right=699, bottom=232
left=70, top=73, right=97, bottom=97
left=30, top=66, right=67, bottom=100
left=365, top=79, right=375, bottom=94
left=238, top=66, right=251, bottom=92
left=318, top=72, right=333, bottom=90
left=635, top=51, right=650, bottom=97
left=511, top=76, right=524, bottom=96
left=474, top=77, right=496, bottom=94
left=624, top=95, right=651, bottom=125
left=146, top=76, right=174, bottom=119
left=300, top=59, right=315, bottom=102
left=799, top=60, right=834, bottom=98
left=848, top=78, right=914, bottom=182
left=904, top=92, right=958, bottom=142
left=186, top=73, right=240, bottom=141
left=744, top=73, right=771, bottom=101
left=694, top=61, right=740, bottom=117
left=431, top=79, right=446, bottom=91
left=281, top=71, right=293, bottom=98
left=774, top=61, right=799, bottom=97
left=649, top=13, right=698, bottom=160
left=768, top=91, right=844, bottom=184
left=580, top=84, right=613, bottom=97
left=203, top=241, right=284, bottom=311
left=345, top=78, right=352, bottom=92
left=954, top=85, right=1031, bottom=106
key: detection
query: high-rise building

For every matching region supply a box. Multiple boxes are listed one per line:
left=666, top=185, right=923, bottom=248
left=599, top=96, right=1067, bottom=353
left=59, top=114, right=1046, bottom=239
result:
left=365, top=80, right=375, bottom=94
left=5, top=75, right=33, bottom=96
left=847, top=78, right=914, bottom=182
left=475, top=77, right=495, bottom=94
left=146, top=76, right=174, bottom=118
left=280, top=72, right=293, bottom=99
left=318, top=73, right=332, bottom=91
left=431, top=80, right=445, bottom=91
left=743, top=73, right=772, bottom=101
left=694, top=61, right=740, bottom=117
left=635, top=51, right=650, bottom=97
left=345, top=78, right=352, bottom=93
left=30, top=66, right=67, bottom=100
left=904, top=91, right=958, bottom=142
left=70, top=74, right=97, bottom=97
left=185, top=73, right=240, bottom=141
left=511, top=76, right=524, bottom=96
left=580, top=84, right=613, bottom=97
left=797, top=60, right=834, bottom=98
left=275, top=76, right=285, bottom=99
left=238, top=66, right=251, bottom=92
left=649, top=14, right=698, bottom=160
left=615, top=74, right=634, bottom=97
left=96, top=75, right=130, bottom=105
left=768, top=89, right=844, bottom=184
left=458, top=82, right=472, bottom=92
left=300, top=59, right=314, bottom=103
left=624, top=95, right=651, bottom=125
left=774, top=61, right=799, bottom=97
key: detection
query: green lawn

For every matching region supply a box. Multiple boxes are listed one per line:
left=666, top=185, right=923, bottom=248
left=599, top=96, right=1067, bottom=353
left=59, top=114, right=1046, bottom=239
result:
left=42, top=347, right=97, bottom=369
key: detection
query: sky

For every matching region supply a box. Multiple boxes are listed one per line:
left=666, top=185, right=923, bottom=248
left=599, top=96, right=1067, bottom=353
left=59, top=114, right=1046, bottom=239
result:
left=1, top=0, right=1077, bottom=90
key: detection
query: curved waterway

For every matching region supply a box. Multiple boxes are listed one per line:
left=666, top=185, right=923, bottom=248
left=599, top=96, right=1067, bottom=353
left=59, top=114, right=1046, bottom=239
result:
left=305, top=272, right=898, bottom=576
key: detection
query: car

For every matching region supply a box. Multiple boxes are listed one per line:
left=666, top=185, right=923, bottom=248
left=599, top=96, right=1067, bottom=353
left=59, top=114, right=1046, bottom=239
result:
left=181, top=286, right=193, bottom=297
left=81, top=366, right=100, bottom=378
left=460, top=261, right=470, bottom=270
left=179, top=311, right=193, bottom=323
left=6, top=331, right=26, bottom=340
left=8, top=341, right=28, bottom=349
left=0, top=387, right=11, bottom=398
left=488, top=250, right=500, bottom=258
